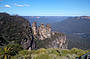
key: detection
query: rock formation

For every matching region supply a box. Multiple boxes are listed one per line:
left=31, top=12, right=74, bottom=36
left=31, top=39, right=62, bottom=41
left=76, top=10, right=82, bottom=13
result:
left=32, top=23, right=51, bottom=40
left=0, top=13, right=67, bottom=50
left=50, top=32, right=67, bottom=49
left=38, top=24, right=51, bottom=40
left=32, top=22, right=37, bottom=36
left=32, top=22, right=67, bottom=49
left=46, top=24, right=51, bottom=38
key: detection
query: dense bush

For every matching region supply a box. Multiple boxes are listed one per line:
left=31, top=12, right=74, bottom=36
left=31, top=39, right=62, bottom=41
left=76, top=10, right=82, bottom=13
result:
left=4, top=48, right=89, bottom=59
left=0, top=43, right=90, bottom=59
left=34, top=54, right=51, bottom=59
left=0, top=44, right=23, bottom=59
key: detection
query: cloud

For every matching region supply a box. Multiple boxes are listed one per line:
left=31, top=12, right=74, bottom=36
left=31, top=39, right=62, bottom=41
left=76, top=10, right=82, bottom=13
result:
left=4, top=5, right=11, bottom=8
left=14, top=3, right=30, bottom=7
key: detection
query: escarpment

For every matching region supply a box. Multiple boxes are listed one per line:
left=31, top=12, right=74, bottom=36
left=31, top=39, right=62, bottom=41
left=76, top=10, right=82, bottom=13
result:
left=0, top=13, right=35, bottom=49
left=0, top=13, right=67, bottom=50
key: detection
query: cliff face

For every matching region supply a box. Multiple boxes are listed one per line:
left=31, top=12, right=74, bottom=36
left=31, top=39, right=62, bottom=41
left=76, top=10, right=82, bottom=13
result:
left=32, top=22, right=67, bottom=49
left=50, top=32, right=67, bottom=49
left=32, top=22, right=51, bottom=40
left=0, top=13, right=35, bottom=49
left=0, top=13, right=67, bottom=49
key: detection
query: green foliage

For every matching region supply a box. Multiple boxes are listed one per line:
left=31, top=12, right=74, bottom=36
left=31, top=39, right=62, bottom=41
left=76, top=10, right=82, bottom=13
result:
left=47, top=48, right=59, bottom=56
left=1, top=45, right=90, bottom=59
left=19, top=50, right=31, bottom=56
left=70, top=48, right=80, bottom=54
left=61, top=49, right=70, bottom=56
left=0, top=38, right=90, bottom=59
left=0, top=46, right=12, bottom=59
left=76, top=49, right=86, bottom=57
left=17, top=50, right=31, bottom=59
left=0, top=13, right=32, bottom=48
left=35, top=48, right=47, bottom=54
left=34, top=54, right=51, bottom=59
left=0, top=44, right=23, bottom=59
left=87, top=50, right=90, bottom=52
left=10, top=50, right=31, bottom=59
left=4, top=44, right=23, bottom=56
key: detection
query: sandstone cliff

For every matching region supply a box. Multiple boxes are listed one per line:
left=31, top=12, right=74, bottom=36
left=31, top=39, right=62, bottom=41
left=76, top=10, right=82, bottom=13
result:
left=32, top=22, right=67, bottom=49
left=0, top=13, right=67, bottom=50
left=32, top=22, right=51, bottom=40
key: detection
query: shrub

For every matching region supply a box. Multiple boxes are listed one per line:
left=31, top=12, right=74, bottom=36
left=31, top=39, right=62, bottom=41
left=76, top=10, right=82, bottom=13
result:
left=19, top=50, right=31, bottom=56
left=16, top=50, right=31, bottom=59
left=61, top=49, right=70, bottom=56
left=76, top=49, right=86, bottom=57
left=47, top=48, right=60, bottom=56
left=34, top=54, right=51, bottom=59
left=35, top=48, right=47, bottom=54
left=70, top=48, right=79, bottom=54
left=0, top=44, right=23, bottom=59
left=3, top=44, right=23, bottom=56
left=87, top=50, right=90, bottom=52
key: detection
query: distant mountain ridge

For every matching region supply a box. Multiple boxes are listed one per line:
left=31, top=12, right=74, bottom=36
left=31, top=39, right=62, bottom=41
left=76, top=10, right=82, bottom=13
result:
left=51, top=16, right=90, bottom=33
left=24, top=16, right=90, bottom=49
left=23, top=16, right=68, bottom=25
left=23, top=16, right=90, bottom=33
left=51, top=16, right=90, bottom=49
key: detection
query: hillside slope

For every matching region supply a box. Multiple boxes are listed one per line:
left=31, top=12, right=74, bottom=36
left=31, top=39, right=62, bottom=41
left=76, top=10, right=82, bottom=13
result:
left=51, top=17, right=90, bottom=49
left=0, top=13, right=35, bottom=49
left=52, top=17, right=90, bottom=33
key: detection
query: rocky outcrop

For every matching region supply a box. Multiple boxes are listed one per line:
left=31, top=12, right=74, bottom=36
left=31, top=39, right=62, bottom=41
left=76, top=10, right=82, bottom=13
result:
left=50, top=32, right=67, bottom=49
left=32, top=22, right=51, bottom=40
left=32, top=22, right=37, bottom=36
left=36, top=32, right=67, bottom=49
left=0, top=13, right=67, bottom=50
left=38, top=24, right=51, bottom=40
left=32, top=22, right=67, bottom=49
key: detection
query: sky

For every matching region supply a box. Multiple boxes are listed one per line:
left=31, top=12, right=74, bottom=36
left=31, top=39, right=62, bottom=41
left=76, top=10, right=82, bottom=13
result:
left=0, top=0, right=90, bottom=16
